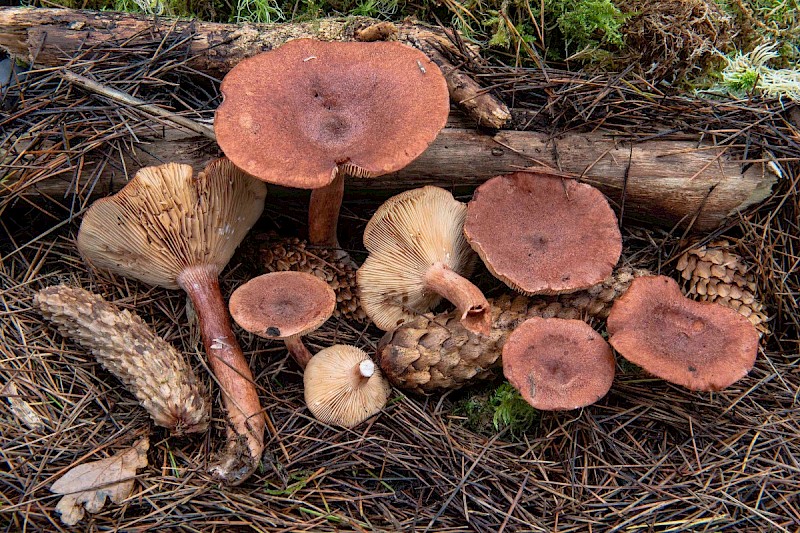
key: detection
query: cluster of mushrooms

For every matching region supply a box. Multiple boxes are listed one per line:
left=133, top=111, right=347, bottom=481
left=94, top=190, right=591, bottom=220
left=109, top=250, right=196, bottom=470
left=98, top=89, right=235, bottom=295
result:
left=72, top=38, right=761, bottom=485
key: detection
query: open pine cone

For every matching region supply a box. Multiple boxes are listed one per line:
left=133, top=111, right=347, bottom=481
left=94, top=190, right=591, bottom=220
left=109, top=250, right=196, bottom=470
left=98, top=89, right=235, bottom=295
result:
left=676, top=240, right=769, bottom=334
left=378, top=267, right=648, bottom=394
left=242, top=235, right=367, bottom=323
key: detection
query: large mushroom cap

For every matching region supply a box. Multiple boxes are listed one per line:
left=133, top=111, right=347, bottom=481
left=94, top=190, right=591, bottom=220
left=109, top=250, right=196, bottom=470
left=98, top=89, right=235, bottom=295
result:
left=357, top=186, right=481, bottom=331
left=502, top=317, right=616, bottom=410
left=76, top=159, right=267, bottom=289
left=606, top=275, right=760, bottom=391
left=304, top=345, right=392, bottom=428
left=215, top=39, right=450, bottom=189
left=229, top=271, right=336, bottom=339
left=464, top=171, right=622, bottom=295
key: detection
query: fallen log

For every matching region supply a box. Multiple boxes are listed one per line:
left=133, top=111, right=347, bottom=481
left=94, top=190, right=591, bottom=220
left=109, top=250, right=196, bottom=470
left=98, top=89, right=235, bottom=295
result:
left=0, top=7, right=509, bottom=128
left=12, top=112, right=775, bottom=231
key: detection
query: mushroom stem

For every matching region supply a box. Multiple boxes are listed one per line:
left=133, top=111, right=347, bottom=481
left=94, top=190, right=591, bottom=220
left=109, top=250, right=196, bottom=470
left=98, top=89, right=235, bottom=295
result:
left=423, top=261, right=491, bottom=336
left=176, top=264, right=265, bottom=485
left=358, top=359, right=375, bottom=380
left=308, top=171, right=344, bottom=251
left=284, top=335, right=313, bottom=369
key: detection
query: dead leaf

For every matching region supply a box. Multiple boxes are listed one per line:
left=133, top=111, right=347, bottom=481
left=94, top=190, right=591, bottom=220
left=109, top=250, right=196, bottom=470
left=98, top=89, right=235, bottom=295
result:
left=50, top=437, right=149, bottom=526
left=1, top=381, right=45, bottom=431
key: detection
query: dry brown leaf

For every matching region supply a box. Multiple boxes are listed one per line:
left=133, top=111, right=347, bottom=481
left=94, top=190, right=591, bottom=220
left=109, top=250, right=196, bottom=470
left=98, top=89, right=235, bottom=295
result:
left=50, top=437, right=149, bottom=526
left=1, top=381, right=45, bottom=431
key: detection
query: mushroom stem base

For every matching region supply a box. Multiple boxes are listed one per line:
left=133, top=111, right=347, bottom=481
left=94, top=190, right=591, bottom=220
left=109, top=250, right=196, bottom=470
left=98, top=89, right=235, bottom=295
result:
left=177, top=264, right=265, bottom=485
left=423, top=262, right=491, bottom=336
left=308, top=171, right=345, bottom=251
left=285, top=335, right=313, bottom=369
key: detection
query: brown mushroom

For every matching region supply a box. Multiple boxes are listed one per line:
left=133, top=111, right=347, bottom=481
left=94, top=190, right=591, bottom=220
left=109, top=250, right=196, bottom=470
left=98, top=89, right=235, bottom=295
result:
left=606, top=275, right=760, bottom=391
left=356, top=186, right=491, bottom=336
left=214, top=38, right=450, bottom=250
left=464, top=171, right=622, bottom=295
left=76, top=159, right=266, bottom=485
left=228, top=271, right=336, bottom=368
left=502, top=317, right=616, bottom=410
left=304, top=345, right=392, bottom=428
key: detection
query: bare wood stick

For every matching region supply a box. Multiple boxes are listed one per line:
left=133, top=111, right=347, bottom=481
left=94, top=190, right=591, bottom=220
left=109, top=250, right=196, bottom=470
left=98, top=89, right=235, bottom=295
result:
left=11, top=117, right=775, bottom=231
left=0, top=7, right=509, bottom=128
left=59, top=71, right=216, bottom=140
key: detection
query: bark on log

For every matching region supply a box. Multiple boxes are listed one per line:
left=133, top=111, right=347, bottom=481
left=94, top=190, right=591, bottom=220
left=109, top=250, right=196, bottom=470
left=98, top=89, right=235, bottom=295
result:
left=15, top=113, right=775, bottom=231
left=0, top=7, right=509, bottom=128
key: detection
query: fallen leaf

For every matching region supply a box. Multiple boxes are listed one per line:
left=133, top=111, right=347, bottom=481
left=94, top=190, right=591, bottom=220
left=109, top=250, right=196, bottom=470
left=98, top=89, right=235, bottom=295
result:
left=50, top=437, right=149, bottom=526
left=1, top=381, right=45, bottom=431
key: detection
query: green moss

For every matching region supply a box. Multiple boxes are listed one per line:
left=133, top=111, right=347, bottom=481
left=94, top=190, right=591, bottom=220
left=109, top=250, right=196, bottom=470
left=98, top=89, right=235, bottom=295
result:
left=456, top=382, right=538, bottom=437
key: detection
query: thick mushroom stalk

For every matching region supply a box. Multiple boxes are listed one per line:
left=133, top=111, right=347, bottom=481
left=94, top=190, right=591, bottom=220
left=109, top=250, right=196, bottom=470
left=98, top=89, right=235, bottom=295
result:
left=357, top=186, right=491, bottom=335
left=76, top=159, right=267, bottom=485
left=214, top=39, right=450, bottom=253
left=423, top=262, right=490, bottom=336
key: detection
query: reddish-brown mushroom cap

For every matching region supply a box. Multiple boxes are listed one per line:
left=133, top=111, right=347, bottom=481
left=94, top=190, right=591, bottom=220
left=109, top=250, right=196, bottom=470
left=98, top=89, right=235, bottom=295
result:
left=606, top=275, right=760, bottom=391
left=464, top=171, right=622, bottom=295
left=229, top=271, right=336, bottom=339
left=502, top=317, right=616, bottom=410
left=215, top=39, right=450, bottom=189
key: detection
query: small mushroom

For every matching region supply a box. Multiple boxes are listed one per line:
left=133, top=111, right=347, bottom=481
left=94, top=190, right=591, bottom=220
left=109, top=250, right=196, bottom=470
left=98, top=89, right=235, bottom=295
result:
left=464, top=171, right=622, bottom=295
left=214, top=38, right=450, bottom=251
left=356, top=186, right=491, bottom=335
left=228, top=271, right=336, bottom=368
left=502, top=317, right=616, bottom=410
left=304, top=345, right=391, bottom=428
left=606, top=275, right=760, bottom=391
left=76, top=159, right=266, bottom=485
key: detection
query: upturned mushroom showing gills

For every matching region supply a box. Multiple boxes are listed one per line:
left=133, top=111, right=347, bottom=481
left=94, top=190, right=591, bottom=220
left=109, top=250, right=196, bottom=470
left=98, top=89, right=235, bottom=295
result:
left=76, top=159, right=267, bottom=485
left=214, top=38, right=450, bottom=251
left=464, top=171, right=623, bottom=295
left=228, top=271, right=336, bottom=368
left=502, top=317, right=616, bottom=410
left=606, top=275, right=760, bottom=391
left=304, top=345, right=391, bottom=428
left=356, top=186, right=491, bottom=336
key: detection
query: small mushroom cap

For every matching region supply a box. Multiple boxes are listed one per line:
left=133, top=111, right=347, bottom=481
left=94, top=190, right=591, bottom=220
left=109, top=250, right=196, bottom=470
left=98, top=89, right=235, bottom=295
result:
left=464, top=171, right=622, bottom=295
left=304, top=345, right=392, bottom=428
left=215, top=39, right=450, bottom=189
left=503, top=317, right=615, bottom=410
left=606, top=275, right=760, bottom=391
left=77, top=159, right=267, bottom=289
left=229, top=271, right=335, bottom=339
left=357, top=186, right=477, bottom=331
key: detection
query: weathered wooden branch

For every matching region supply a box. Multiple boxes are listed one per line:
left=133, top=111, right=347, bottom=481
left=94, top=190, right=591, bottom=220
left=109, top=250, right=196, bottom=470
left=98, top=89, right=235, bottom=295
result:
left=0, top=8, right=776, bottom=230
left=0, top=7, right=509, bottom=128
left=13, top=113, right=774, bottom=231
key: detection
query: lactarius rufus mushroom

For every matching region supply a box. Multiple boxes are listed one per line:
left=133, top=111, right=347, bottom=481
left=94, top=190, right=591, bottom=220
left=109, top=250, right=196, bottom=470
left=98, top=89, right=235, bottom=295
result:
left=606, top=275, right=760, bottom=391
left=228, top=271, right=336, bottom=368
left=34, top=285, right=210, bottom=435
left=464, top=171, right=622, bottom=295
left=214, top=38, right=450, bottom=250
left=76, top=159, right=267, bottom=485
left=379, top=267, right=647, bottom=394
left=304, top=345, right=391, bottom=428
left=357, top=186, right=491, bottom=335
left=502, top=317, right=616, bottom=410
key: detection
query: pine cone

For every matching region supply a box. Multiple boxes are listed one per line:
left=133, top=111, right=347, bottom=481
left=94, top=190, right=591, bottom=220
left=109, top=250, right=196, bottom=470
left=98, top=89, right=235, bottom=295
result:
left=34, top=285, right=210, bottom=435
left=246, top=235, right=367, bottom=323
left=676, top=240, right=769, bottom=334
left=378, top=267, right=648, bottom=394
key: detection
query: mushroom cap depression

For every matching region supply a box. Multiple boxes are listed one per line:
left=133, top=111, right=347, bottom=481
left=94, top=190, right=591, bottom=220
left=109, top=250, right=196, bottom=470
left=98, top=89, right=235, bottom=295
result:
left=502, top=317, right=616, bottom=410
left=464, top=171, right=622, bottom=295
left=606, top=275, right=760, bottom=391
left=77, top=159, right=267, bottom=289
left=357, top=186, right=478, bottom=331
left=215, top=39, right=450, bottom=189
left=304, top=345, right=392, bottom=428
left=229, top=271, right=336, bottom=339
